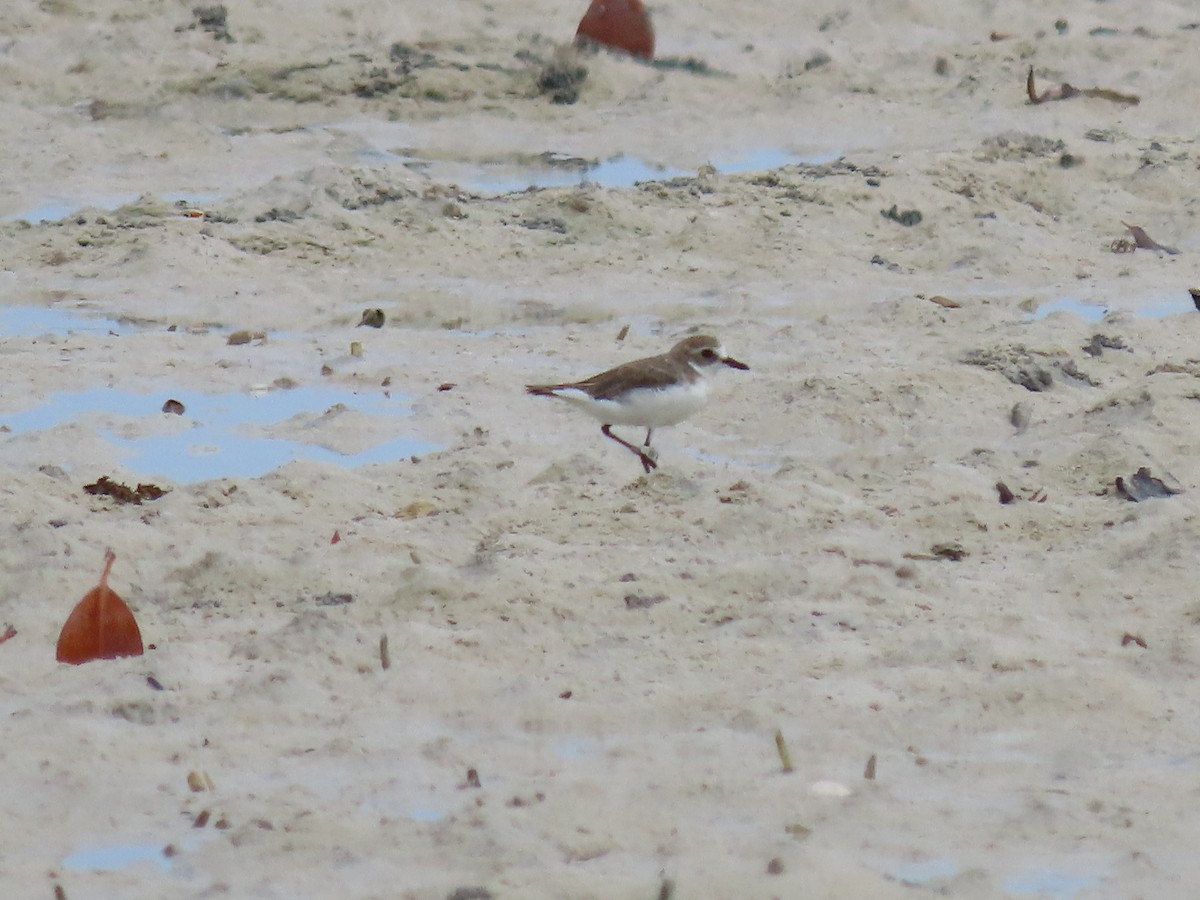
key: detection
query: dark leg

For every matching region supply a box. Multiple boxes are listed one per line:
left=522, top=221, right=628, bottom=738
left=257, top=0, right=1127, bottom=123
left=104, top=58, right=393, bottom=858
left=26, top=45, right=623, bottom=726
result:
left=643, top=428, right=653, bottom=447
left=602, top=424, right=658, bottom=472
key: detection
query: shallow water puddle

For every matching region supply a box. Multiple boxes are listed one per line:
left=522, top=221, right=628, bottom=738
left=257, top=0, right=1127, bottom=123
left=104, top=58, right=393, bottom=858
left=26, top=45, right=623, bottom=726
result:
left=1004, top=868, right=1099, bottom=896
left=873, top=855, right=960, bottom=885
left=1027, top=297, right=1109, bottom=322
left=0, top=305, right=132, bottom=337
left=871, top=855, right=1100, bottom=897
left=3, top=191, right=220, bottom=225
left=463, top=147, right=841, bottom=194
left=62, top=842, right=174, bottom=873
left=3, top=138, right=831, bottom=222
left=4, top=193, right=139, bottom=225
left=1027, top=295, right=1197, bottom=321
left=2, top=386, right=439, bottom=482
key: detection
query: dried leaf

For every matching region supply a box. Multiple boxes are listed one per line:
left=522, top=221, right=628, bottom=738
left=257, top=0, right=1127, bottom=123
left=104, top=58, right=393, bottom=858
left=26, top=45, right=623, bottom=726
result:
left=84, top=476, right=167, bottom=505
left=56, top=550, right=144, bottom=665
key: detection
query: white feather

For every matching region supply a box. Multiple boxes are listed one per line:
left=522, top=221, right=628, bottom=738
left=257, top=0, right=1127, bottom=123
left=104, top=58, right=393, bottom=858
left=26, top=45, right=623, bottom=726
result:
left=548, top=378, right=710, bottom=428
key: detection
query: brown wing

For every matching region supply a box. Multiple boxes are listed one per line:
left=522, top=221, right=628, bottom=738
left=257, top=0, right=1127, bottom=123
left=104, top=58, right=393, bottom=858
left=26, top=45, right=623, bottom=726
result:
left=527, top=350, right=691, bottom=399
left=567, top=352, right=687, bottom=400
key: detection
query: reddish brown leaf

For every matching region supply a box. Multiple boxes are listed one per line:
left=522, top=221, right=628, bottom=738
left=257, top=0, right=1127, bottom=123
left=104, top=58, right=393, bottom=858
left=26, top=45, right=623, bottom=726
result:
left=576, top=0, right=655, bottom=59
left=56, top=550, right=145, bottom=665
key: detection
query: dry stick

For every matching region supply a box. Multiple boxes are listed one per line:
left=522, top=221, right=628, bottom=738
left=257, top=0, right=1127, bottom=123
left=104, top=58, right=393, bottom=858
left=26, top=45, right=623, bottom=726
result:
left=1026, top=66, right=1139, bottom=105
left=380, top=634, right=391, bottom=671
left=775, top=729, right=794, bottom=774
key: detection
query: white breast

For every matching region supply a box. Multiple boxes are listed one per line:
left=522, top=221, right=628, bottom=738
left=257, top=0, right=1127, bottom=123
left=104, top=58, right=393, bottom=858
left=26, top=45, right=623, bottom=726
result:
left=553, top=378, right=710, bottom=428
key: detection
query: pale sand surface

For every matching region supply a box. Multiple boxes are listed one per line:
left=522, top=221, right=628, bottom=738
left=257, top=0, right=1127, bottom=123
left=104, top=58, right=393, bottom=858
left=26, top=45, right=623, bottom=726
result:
left=4, top=1, right=1200, bottom=897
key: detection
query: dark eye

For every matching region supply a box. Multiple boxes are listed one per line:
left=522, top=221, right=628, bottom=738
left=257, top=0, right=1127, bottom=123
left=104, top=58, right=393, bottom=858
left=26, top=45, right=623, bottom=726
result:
left=701, top=349, right=717, bottom=359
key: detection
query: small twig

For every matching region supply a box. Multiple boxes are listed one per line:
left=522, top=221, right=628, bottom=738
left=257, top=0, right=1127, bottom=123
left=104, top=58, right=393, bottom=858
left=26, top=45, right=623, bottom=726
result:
left=775, top=729, right=794, bottom=774
left=1027, top=67, right=1139, bottom=105
left=380, top=634, right=391, bottom=670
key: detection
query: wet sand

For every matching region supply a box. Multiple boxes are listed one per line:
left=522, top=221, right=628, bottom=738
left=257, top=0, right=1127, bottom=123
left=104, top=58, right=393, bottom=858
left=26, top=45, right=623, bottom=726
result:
left=3, top=1, right=1200, bottom=897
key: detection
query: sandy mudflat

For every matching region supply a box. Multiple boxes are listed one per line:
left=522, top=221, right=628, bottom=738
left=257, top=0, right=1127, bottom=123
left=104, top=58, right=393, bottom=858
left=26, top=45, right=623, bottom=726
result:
left=4, top=1, right=1200, bottom=897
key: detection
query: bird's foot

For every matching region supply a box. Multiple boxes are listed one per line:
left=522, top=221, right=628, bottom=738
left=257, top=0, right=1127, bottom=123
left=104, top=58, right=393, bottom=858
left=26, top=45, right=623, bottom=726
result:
left=638, top=447, right=659, bottom=472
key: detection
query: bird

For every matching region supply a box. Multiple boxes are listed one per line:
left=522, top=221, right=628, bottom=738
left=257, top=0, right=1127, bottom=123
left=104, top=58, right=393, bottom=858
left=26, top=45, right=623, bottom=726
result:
left=526, top=334, right=749, bottom=472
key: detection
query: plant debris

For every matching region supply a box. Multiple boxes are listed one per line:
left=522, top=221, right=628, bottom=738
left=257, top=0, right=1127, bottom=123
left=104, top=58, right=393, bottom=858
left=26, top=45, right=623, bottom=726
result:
left=1011, top=401, right=1032, bottom=432
left=227, top=329, right=266, bottom=345
left=312, top=592, right=354, bottom=606
left=651, top=56, right=725, bottom=76
left=624, top=592, right=668, bottom=609
left=928, top=295, right=961, bottom=308
left=1115, top=467, right=1182, bottom=501
left=1026, top=67, right=1139, bottom=105
left=1121, top=633, right=1148, bottom=649
left=1082, top=334, right=1128, bottom=357
left=84, top=476, right=167, bottom=504
left=775, top=729, right=795, bottom=773
left=1120, top=222, right=1180, bottom=255
left=536, top=55, right=588, bottom=105
left=930, top=542, right=967, bottom=561
left=181, top=4, right=234, bottom=42
left=188, top=771, right=215, bottom=792
left=357, top=308, right=385, bottom=328
left=963, top=346, right=1054, bottom=392
left=881, top=204, right=922, bottom=226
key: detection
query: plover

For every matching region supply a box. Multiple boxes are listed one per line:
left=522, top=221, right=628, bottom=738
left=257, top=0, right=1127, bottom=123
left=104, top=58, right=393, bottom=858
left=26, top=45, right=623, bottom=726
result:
left=526, top=334, right=749, bottom=472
